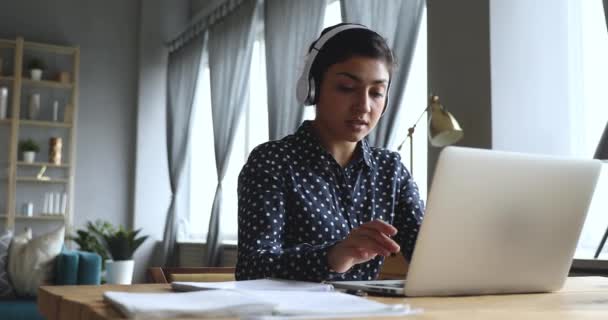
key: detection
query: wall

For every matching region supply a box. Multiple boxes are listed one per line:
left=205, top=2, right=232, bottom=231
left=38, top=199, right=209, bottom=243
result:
left=190, top=0, right=228, bottom=19
left=490, top=0, right=574, bottom=155
left=0, top=0, right=139, bottom=231
left=426, top=0, right=493, bottom=182
left=132, top=0, right=190, bottom=282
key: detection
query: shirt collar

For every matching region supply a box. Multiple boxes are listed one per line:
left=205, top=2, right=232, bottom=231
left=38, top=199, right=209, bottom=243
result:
left=295, top=121, right=376, bottom=169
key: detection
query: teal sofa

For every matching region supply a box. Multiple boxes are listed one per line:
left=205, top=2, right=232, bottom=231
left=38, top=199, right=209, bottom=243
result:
left=0, top=250, right=101, bottom=320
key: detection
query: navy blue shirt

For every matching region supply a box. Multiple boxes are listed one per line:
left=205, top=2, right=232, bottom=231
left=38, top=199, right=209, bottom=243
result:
left=235, top=121, right=424, bottom=281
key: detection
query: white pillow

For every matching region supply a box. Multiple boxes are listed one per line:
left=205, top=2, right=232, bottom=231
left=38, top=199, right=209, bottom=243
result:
left=8, top=227, right=64, bottom=297
left=0, top=230, right=14, bottom=298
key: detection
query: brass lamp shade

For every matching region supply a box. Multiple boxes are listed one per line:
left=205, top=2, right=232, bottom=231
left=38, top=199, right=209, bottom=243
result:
left=428, top=96, right=463, bottom=147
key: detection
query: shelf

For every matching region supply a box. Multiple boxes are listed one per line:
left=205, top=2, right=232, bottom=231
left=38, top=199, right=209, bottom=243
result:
left=19, top=119, right=72, bottom=128
left=17, top=161, right=70, bottom=168
left=16, top=177, right=69, bottom=184
left=15, top=215, right=65, bottom=221
left=24, top=41, right=77, bottom=55
left=22, top=78, right=73, bottom=89
left=2, top=37, right=78, bottom=233
left=0, top=39, right=15, bottom=48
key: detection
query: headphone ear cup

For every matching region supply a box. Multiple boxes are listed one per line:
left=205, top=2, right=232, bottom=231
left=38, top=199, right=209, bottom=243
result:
left=308, top=77, right=316, bottom=105
left=296, top=71, right=310, bottom=105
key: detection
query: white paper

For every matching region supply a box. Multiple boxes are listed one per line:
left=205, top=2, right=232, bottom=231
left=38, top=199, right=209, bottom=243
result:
left=245, top=290, right=408, bottom=316
left=104, top=289, right=413, bottom=319
left=104, top=290, right=275, bottom=319
left=172, top=279, right=334, bottom=292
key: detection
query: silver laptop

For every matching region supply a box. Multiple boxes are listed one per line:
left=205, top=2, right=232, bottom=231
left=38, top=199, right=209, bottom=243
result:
left=330, top=146, right=602, bottom=296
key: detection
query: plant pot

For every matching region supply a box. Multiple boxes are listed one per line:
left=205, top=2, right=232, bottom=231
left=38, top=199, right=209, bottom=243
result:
left=105, top=259, right=134, bottom=284
left=23, top=151, right=36, bottom=163
left=30, top=69, right=43, bottom=81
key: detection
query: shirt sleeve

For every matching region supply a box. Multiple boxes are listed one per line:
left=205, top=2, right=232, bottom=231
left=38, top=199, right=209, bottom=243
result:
left=235, top=146, right=344, bottom=282
left=392, top=154, right=425, bottom=262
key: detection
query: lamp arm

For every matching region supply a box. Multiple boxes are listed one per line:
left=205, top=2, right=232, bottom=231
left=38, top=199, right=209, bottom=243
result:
left=397, top=105, right=429, bottom=151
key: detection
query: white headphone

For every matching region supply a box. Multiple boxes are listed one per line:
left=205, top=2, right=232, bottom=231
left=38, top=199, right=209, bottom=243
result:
left=296, top=23, right=392, bottom=110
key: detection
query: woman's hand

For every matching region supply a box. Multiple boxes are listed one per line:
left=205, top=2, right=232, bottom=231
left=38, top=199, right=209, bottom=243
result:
left=327, top=220, right=400, bottom=273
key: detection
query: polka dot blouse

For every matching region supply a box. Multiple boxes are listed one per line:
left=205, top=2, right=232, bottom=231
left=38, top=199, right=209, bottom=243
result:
left=235, top=121, right=425, bottom=282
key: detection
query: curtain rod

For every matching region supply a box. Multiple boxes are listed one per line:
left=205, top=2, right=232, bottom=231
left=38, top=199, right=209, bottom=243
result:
left=167, top=0, right=246, bottom=52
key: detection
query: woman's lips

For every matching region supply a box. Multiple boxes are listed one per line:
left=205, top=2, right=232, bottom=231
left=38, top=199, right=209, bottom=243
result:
left=346, top=120, right=368, bottom=131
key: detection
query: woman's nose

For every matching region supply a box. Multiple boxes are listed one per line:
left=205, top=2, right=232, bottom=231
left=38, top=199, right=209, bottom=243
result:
left=353, top=90, right=371, bottom=113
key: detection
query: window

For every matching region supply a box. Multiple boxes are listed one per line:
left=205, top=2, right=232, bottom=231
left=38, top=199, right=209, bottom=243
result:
left=395, top=8, right=428, bottom=197
left=308, top=0, right=429, bottom=196
left=572, top=0, right=608, bottom=260
left=302, top=0, right=342, bottom=122
left=187, top=29, right=267, bottom=244
left=186, top=64, right=215, bottom=242
left=185, top=0, right=429, bottom=245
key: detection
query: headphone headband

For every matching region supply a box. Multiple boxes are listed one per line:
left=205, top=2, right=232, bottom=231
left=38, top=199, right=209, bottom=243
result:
left=296, top=24, right=370, bottom=106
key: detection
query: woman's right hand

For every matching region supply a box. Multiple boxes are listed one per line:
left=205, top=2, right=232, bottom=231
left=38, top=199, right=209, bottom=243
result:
left=327, top=220, right=400, bottom=273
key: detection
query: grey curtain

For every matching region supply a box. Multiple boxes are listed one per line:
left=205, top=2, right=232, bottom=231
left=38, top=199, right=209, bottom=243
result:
left=599, top=0, right=608, bottom=159
left=341, top=0, right=425, bottom=149
left=162, top=32, right=206, bottom=266
left=604, top=0, right=608, bottom=32
left=264, top=0, right=326, bottom=140
left=596, top=125, right=608, bottom=159
left=205, top=0, right=259, bottom=266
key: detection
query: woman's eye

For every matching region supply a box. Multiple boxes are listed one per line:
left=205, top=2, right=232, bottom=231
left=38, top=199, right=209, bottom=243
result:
left=371, top=92, right=385, bottom=98
left=337, top=85, right=354, bottom=92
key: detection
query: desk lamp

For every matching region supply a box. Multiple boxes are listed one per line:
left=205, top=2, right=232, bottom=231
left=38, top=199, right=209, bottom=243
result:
left=397, top=95, right=464, bottom=176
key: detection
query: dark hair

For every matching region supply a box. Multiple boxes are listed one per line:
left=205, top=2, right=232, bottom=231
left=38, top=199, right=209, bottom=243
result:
left=308, top=23, right=396, bottom=103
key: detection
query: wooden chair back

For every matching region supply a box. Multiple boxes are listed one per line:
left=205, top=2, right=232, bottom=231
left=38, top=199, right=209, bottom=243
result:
left=147, top=267, right=236, bottom=284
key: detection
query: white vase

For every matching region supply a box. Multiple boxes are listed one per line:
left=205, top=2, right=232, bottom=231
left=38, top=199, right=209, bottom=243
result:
left=0, top=87, right=7, bottom=119
left=23, top=151, right=36, bottom=163
left=105, top=260, right=135, bottom=284
left=28, top=93, right=40, bottom=120
left=30, top=69, right=43, bottom=81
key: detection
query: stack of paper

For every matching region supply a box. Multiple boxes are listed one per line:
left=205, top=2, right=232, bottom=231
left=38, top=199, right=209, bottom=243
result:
left=103, top=279, right=415, bottom=319
left=171, top=278, right=334, bottom=292
left=105, top=290, right=274, bottom=319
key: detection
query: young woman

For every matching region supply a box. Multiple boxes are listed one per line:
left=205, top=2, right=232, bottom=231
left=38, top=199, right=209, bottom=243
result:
left=235, top=23, right=425, bottom=282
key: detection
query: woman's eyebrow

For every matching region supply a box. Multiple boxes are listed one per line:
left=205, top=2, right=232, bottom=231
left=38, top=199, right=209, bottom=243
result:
left=336, top=72, right=388, bottom=85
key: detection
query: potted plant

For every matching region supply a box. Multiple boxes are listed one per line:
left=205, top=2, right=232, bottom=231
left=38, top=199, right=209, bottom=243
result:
left=69, top=220, right=115, bottom=269
left=27, top=58, right=46, bottom=80
left=19, top=138, right=39, bottom=163
left=91, top=222, right=148, bottom=284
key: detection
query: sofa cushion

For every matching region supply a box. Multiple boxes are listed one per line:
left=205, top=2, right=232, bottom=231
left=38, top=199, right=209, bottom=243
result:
left=8, top=227, right=64, bottom=297
left=54, top=250, right=79, bottom=285
left=77, top=251, right=102, bottom=285
left=0, top=299, right=44, bottom=320
left=0, top=230, right=14, bottom=298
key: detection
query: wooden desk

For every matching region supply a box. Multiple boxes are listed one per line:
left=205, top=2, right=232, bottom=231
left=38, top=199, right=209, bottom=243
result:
left=39, top=277, right=608, bottom=320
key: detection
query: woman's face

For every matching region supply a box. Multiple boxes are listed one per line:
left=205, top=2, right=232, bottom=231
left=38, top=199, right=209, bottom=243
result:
left=315, top=56, right=390, bottom=143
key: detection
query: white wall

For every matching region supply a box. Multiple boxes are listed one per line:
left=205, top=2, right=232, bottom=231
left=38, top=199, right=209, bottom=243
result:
left=0, top=0, right=193, bottom=283
left=132, top=0, right=190, bottom=282
left=426, top=0, right=493, bottom=181
left=490, top=0, right=574, bottom=155
left=0, top=0, right=139, bottom=232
